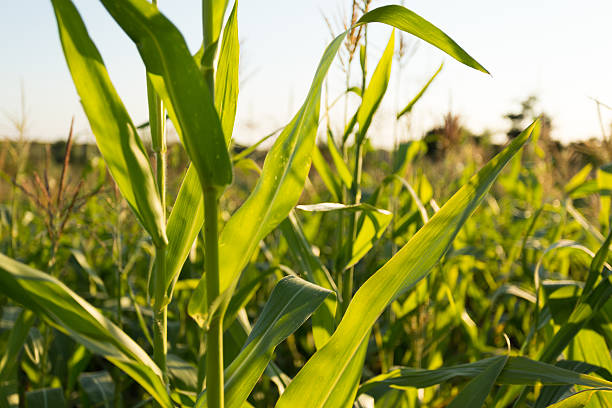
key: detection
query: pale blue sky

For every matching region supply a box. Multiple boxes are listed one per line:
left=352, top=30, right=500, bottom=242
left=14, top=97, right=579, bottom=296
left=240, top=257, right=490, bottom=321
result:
left=1, top=1, right=611, bottom=146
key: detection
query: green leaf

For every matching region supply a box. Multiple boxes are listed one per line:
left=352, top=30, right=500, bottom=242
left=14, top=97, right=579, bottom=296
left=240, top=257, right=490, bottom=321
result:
left=232, top=129, right=280, bottom=163
left=356, top=30, right=394, bottom=144
left=599, top=164, right=612, bottom=229
left=535, top=360, right=612, bottom=408
left=188, top=1, right=488, bottom=324
left=100, top=0, right=232, bottom=190
left=295, top=202, right=393, bottom=269
left=392, top=175, right=429, bottom=224
left=70, top=249, right=106, bottom=294
left=397, top=63, right=443, bottom=119
left=161, top=3, right=239, bottom=304
left=203, top=0, right=230, bottom=49
left=0, top=309, right=35, bottom=382
left=276, top=122, right=536, bottom=408
left=356, top=5, right=488, bottom=74
left=188, top=28, right=348, bottom=326
left=195, top=276, right=332, bottom=408
left=0, top=253, right=172, bottom=408
left=215, top=1, right=239, bottom=144
left=358, top=356, right=612, bottom=397
left=279, top=211, right=338, bottom=349
left=163, top=164, right=204, bottom=305
left=66, top=345, right=90, bottom=395
left=347, top=208, right=393, bottom=269
left=565, top=163, right=593, bottom=195
left=78, top=371, right=114, bottom=408
left=447, top=355, right=508, bottom=408
left=539, top=262, right=612, bottom=363
left=167, top=354, right=198, bottom=392
left=50, top=0, right=166, bottom=246
left=568, top=330, right=612, bottom=407
left=391, top=141, right=426, bottom=176
left=25, top=388, right=66, bottom=408
left=500, top=271, right=612, bottom=407
left=0, top=309, right=35, bottom=408
left=582, top=227, right=612, bottom=299
left=548, top=389, right=612, bottom=408
left=347, top=86, right=362, bottom=97
left=296, top=202, right=386, bottom=213
left=327, top=132, right=352, bottom=188
left=311, top=144, right=342, bottom=201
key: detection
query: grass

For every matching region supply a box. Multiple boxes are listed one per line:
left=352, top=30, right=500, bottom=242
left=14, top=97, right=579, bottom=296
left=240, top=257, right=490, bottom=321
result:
left=0, top=0, right=611, bottom=407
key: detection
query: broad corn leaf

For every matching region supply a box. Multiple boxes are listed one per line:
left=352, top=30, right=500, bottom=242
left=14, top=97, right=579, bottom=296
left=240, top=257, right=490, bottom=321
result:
left=356, top=6, right=488, bottom=74
left=215, top=2, right=239, bottom=144
left=195, top=276, right=332, bottom=408
left=447, top=355, right=508, bottom=408
left=100, top=0, right=232, bottom=190
left=188, top=31, right=348, bottom=326
left=51, top=0, right=166, bottom=246
left=276, top=122, right=536, bottom=407
left=356, top=30, right=394, bottom=144
left=327, top=132, right=352, bottom=188
left=279, top=212, right=338, bottom=349
left=549, top=389, right=612, bottom=408
left=188, top=2, right=488, bottom=325
left=163, top=164, right=204, bottom=305
left=358, top=356, right=612, bottom=397
left=0, top=253, right=172, bottom=408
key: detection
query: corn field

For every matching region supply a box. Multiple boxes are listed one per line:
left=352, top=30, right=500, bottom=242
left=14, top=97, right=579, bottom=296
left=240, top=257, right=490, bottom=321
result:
left=1, top=1, right=611, bottom=407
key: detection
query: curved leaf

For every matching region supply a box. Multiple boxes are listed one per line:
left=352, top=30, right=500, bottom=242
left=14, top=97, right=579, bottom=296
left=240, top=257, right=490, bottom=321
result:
left=447, top=355, right=508, bottom=408
left=188, top=29, right=348, bottom=326
left=549, top=388, right=612, bottom=408
left=359, top=356, right=612, bottom=397
left=356, top=5, right=488, bottom=74
left=0, top=253, right=172, bottom=408
left=312, top=143, right=342, bottom=201
left=276, top=122, right=536, bottom=408
left=188, top=2, right=488, bottom=324
left=100, top=0, right=232, bottom=190
left=25, top=388, right=66, bottom=408
left=215, top=1, right=239, bottom=144
left=397, top=63, right=443, bottom=119
left=356, top=30, right=394, bottom=144
left=279, top=211, right=338, bottom=349
left=195, top=276, right=332, bottom=408
left=50, top=0, right=166, bottom=246
left=163, top=164, right=204, bottom=305
left=327, top=132, right=352, bottom=188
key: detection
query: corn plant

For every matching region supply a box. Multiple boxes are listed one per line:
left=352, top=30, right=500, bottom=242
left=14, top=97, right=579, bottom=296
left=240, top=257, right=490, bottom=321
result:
left=1, top=1, right=611, bottom=407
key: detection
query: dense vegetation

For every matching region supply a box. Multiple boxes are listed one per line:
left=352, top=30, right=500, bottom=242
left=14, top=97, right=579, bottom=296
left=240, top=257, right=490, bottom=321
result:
left=1, top=1, right=611, bottom=407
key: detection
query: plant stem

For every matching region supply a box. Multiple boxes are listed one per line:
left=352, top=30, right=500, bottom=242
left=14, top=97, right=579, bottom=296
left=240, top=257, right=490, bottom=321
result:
left=152, top=151, right=168, bottom=386
left=341, top=141, right=364, bottom=316
left=201, top=0, right=216, bottom=94
left=201, top=3, right=224, bottom=405
left=203, top=187, right=224, bottom=408
left=153, top=246, right=168, bottom=384
left=146, top=1, right=169, bottom=390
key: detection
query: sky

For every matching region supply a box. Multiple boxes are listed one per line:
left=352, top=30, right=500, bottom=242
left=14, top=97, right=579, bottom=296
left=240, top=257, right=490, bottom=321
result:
left=1, top=1, right=612, bottom=148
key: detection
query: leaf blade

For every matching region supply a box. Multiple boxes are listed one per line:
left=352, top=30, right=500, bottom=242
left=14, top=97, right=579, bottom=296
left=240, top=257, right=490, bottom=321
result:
left=276, top=122, right=536, bottom=408
left=100, top=0, right=232, bottom=189
left=196, top=276, right=332, bottom=408
left=0, top=253, right=172, bottom=408
left=51, top=0, right=166, bottom=245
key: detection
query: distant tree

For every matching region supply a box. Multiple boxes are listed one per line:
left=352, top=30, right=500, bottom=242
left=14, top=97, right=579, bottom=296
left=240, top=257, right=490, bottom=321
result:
left=423, top=112, right=465, bottom=159
left=505, top=95, right=540, bottom=140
